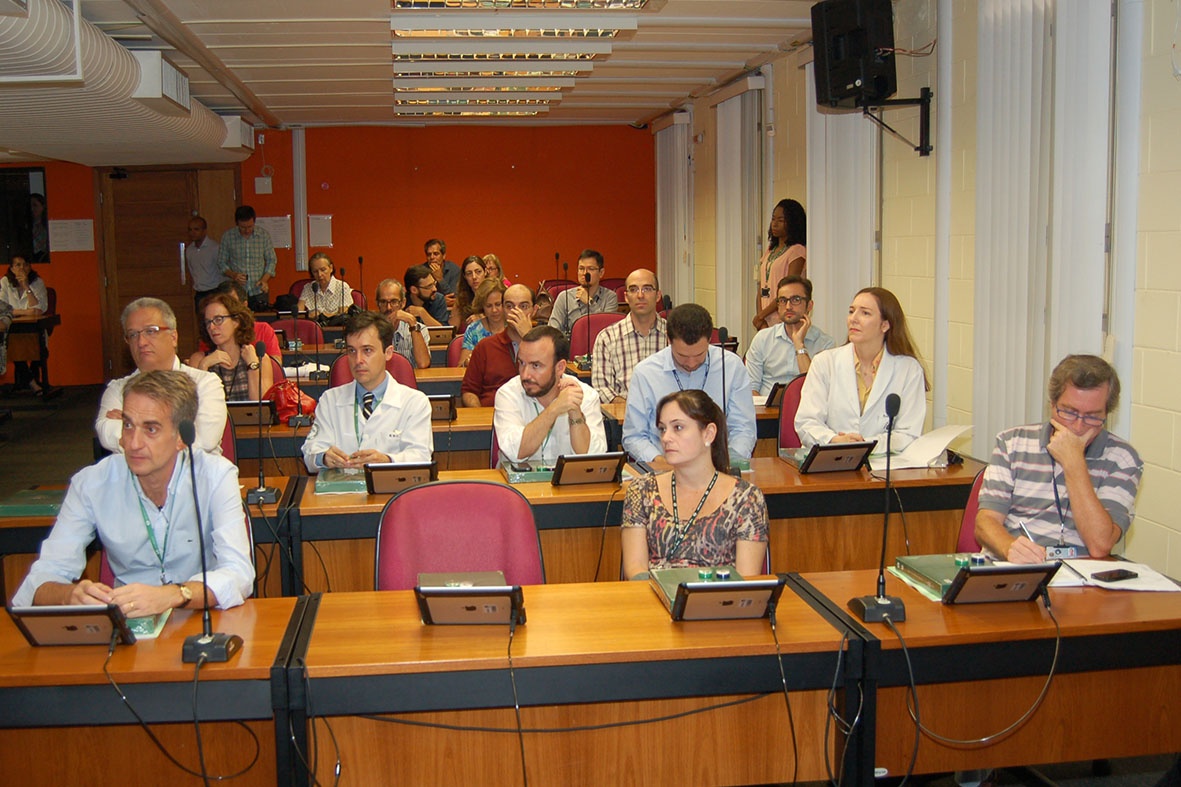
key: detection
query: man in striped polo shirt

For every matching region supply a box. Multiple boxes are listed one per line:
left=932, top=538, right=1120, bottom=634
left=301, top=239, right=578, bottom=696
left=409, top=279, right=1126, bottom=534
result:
left=975, top=355, right=1142, bottom=563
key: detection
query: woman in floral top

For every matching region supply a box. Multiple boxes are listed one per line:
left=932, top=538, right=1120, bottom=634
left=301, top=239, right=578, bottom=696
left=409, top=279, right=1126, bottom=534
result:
left=622, top=390, right=768, bottom=579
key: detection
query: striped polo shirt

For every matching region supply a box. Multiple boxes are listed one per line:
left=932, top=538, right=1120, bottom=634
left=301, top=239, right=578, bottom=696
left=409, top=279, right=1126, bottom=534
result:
left=977, top=423, right=1143, bottom=552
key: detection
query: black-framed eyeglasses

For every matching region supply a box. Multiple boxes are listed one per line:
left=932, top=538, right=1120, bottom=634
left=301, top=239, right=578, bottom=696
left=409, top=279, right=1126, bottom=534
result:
left=376, top=298, right=402, bottom=308
left=776, top=295, right=807, bottom=306
left=124, top=325, right=167, bottom=342
left=1055, top=407, right=1106, bottom=428
left=203, top=314, right=232, bottom=328
left=625, top=285, right=657, bottom=295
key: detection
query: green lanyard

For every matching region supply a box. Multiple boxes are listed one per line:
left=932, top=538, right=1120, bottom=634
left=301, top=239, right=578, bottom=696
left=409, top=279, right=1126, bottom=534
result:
left=131, top=451, right=185, bottom=584
left=664, top=471, right=719, bottom=561
left=529, top=398, right=553, bottom=465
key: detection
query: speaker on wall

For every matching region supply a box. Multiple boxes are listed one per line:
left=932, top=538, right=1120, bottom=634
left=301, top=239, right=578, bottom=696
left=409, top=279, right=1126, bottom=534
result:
left=811, top=0, right=897, bottom=109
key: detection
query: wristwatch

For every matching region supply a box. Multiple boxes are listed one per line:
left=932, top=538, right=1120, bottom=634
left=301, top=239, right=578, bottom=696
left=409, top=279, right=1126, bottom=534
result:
left=175, top=582, right=193, bottom=608
left=248, top=361, right=260, bottom=370
left=795, top=347, right=808, bottom=356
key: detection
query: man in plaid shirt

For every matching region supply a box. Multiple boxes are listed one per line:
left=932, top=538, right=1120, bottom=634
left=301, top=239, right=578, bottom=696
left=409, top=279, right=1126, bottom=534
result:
left=592, top=268, right=667, bottom=403
left=218, top=205, right=276, bottom=312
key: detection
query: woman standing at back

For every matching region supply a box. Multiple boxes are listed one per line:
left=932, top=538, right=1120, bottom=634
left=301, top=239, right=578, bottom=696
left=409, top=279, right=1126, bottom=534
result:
left=752, top=198, right=807, bottom=330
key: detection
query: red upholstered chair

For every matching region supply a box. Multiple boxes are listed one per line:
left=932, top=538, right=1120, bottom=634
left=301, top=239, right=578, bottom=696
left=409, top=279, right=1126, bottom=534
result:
left=350, top=290, right=367, bottom=310
left=221, top=418, right=236, bottom=464
left=539, top=278, right=576, bottom=292
left=615, top=285, right=627, bottom=302
left=289, top=278, right=312, bottom=298
left=777, top=374, right=809, bottom=450
left=446, top=334, right=465, bottom=367
left=268, top=355, right=286, bottom=382
left=329, top=352, right=417, bottom=389
left=570, top=312, right=625, bottom=359
left=546, top=282, right=578, bottom=302
left=271, top=318, right=324, bottom=346
left=956, top=469, right=988, bottom=553
left=600, top=277, right=626, bottom=292
left=374, top=481, right=545, bottom=590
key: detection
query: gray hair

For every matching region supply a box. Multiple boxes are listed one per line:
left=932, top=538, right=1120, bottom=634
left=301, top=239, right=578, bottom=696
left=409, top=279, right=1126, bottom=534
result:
left=121, top=297, right=177, bottom=330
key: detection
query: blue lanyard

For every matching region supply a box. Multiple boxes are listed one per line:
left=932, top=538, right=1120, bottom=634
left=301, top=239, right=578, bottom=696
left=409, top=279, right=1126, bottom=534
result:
left=671, top=350, right=710, bottom=392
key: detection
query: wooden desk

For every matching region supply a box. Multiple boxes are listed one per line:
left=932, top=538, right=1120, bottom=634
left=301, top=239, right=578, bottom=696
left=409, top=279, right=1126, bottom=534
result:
left=235, top=407, right=495, bottom=476
left=600, top=399, right=781, bottom=453
left=293, top=470, right=626, bottom=591
left=293, top=582, right=855, bottom=786
left=287, top=457, right=980, bottom=595
left=414, top=365, right=465, bottom=395
left=0, top=596, right=306, bottom=786
left=796, top=569, right=1181, bottom=778
left=7, top=314, right=61, bottom=393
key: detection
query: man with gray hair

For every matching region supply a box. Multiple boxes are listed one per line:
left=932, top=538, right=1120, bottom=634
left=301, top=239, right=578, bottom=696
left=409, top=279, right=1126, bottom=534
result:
left=975, top=354, right=1143, bottom=563
left=15, top=370, right=254, bottom=613
left=95, top=297, right=227, bottom=454
left=375, top=278, right=431, bottom=368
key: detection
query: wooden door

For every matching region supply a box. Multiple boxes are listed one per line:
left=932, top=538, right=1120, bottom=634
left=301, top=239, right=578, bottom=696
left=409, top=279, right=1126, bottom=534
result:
left=98, top=167, right=237, bottom=379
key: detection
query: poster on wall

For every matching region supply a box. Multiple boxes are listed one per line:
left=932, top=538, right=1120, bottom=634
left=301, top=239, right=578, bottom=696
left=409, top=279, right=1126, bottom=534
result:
left=309, top=215, right=333, bottom=247
left=258, top=215, right=292, bottom=249
left=48, top=219, right=95, bottom=252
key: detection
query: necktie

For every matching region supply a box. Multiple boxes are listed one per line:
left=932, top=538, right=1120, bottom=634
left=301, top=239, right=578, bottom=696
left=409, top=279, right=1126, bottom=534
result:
left=362, top=392, right=375, bottom=420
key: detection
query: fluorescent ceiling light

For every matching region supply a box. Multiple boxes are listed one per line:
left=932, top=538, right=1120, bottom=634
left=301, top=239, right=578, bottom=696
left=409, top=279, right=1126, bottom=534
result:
left=393, top=40, right=611, bottom=56
left=391, top=13, right=638, bottom=38
left=394, top=108, right=548, bottom=116
left=393, top=63, right=592, bottom=76
left=394, top=76, right=576, bottom=89
left=394, top=89, right=563, bottom=100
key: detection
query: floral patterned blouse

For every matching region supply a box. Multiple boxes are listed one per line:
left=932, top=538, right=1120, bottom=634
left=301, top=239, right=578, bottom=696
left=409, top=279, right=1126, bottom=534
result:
left=622, top=472, right=769, bottom=570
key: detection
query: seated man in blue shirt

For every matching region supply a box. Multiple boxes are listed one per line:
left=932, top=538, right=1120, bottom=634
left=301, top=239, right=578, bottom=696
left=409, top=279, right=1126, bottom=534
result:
left=623, top=303, right=756, bottom=467
left=13, top=370, right=255, bottom=616
left=745, top=275, right=835, bottom=395
left=404, top=264, right=450, bottom=326
left=301, top=310, right=433, bottom=471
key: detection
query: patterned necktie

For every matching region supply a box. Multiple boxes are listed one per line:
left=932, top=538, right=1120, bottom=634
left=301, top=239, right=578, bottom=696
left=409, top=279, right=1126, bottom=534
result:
left=362, top=392, right=375, bottom=420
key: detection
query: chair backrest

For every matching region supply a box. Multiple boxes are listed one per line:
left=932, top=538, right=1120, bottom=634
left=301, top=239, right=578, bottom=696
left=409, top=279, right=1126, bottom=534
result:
left=386, top=352, right=417, bottom=389
left=539, top=278, right=576, bottom=292
left=778, top=374, right=809, bottom=450
left=599, top=277, right=626, bottom=292
left=956, top=468, right=987, bottom=552
left=351, top=290, right=367, bottom=310
left=614, top=285, right=627, bottom=302
left=546, top=282, right=578, bottom=302
left=268, top=355, right=286, bottom=382
left=271, top=318, right=324, bottom=346
left=570, top=312, right=625, bottom=358
left=221, top=417, right=237, bottom=463
left=374, top=480, right=544, bottom=590
left=446, top=334, right=465, bottom=367
left=330, top=352, right=417, bottom=389
left=289, top=278, right=312, bottom=298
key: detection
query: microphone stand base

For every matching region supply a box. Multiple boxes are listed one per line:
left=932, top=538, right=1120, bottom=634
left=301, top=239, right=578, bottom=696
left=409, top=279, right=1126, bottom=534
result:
left=246, top=486, right=280, bottom=505
left=288, top=414, right=313, bottom=427
left=182, top=632, right=244, bottom=663
left=848, top=594, right=906, bottom=623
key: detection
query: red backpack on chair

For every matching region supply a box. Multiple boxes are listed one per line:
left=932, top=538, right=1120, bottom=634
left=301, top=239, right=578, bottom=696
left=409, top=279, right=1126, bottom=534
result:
left=263, top=380, right=316, bottom=423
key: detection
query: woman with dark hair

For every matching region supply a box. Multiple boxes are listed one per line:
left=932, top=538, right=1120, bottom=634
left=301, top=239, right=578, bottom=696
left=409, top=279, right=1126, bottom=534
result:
left=753, top=198, right=807, bottom=330
left=482, top=253, right=511, bottom=287
left=1, top=254, right=49, bottom=392
left=452, top=255, right=487, bottom=328
left=795, top=287, right=928, bottom=452
left=188, top=292, right=272, bottom=400
left=459, top=278, right=507, bottom=367
left=621, top=389, right=769, bottom=580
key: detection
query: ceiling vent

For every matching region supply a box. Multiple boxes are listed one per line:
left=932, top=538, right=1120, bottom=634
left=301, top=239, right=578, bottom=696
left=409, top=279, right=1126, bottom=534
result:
left=131, top=50, right=190, bottom=115
left=221, top=115, right=255, bottom=152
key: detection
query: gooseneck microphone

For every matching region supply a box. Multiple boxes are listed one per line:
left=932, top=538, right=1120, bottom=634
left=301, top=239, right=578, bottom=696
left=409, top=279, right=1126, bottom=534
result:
left=338, top=266, right=346, bottom=317
left=310, top=280, right=320, bottom=317
left=849, top=393, right=907, bottom=623
left=179, top=420, right=244, bottom=663
left=716, top=325, right=729, bottom=420
left=357, top=256, right=364, bottom=304
left=554, top=252, right=560, bottom=282
left=246, top=341, right=280, bottom=505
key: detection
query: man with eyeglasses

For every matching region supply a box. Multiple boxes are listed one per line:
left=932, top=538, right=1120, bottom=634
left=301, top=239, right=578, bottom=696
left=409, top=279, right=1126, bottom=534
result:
left=975, top=354, right=1143, bottom=563
left=375, top=278, right=431, bottom=369
left=744, top=275, right=834, bottom=395
left=591, top=268, right=667, bottom=403
left=404, top=264, right=448, bottom=326
left=462, top=284, right=536, bottom=407
left=548, top=249, right=619, bottom=334
left=95, top=297, right=227, bottom=454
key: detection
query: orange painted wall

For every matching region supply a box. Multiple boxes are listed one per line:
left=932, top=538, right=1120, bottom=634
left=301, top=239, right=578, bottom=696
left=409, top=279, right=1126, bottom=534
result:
left=242, top=125, right=656, bottom=299
left=1, top=161, right=103, bottom=387
left=3, top=125, right=654, bottom=385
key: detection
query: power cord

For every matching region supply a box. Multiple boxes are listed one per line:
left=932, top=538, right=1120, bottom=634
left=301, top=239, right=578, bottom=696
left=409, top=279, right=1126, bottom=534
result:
left=592, top=485, right=623, bottom=582
left=767, top=600, right=800, bottom=785
left=823, top=631, right=864, bottom=787
left=508, top=616, right=529, bottom=787
left=290, top=656, right=341, bottom=787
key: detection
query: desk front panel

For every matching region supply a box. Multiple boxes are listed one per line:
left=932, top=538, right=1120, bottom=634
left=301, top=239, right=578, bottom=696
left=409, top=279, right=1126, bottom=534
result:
left=300, top=583, right=847, bottom=785
left=800, top=569, right=1181, bottom=776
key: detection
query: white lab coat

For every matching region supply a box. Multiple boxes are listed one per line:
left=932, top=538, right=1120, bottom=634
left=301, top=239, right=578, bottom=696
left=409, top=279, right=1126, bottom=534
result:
left=794, top=343, right=926, bottom=452
left=301, top=371, right=433, bottom=471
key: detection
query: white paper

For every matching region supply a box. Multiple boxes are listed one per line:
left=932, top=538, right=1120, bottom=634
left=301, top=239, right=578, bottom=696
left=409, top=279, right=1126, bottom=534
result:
left=308, top=214, right=333, bottom=247
left=283, top=362, right=331, bottom=380
left=1041, top=559, right=1180, bottom=592
left=752, top=393, right=768, bottom=407
left=258, top=215, right=292, bottom=249
left=47, top=219, right=94, bottom=251
left=868, top=424, right=973, bottom=470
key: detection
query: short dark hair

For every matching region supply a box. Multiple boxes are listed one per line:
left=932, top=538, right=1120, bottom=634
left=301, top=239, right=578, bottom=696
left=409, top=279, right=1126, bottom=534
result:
left=234, top=205, right=257, bottom=223
left=578, top=249, right=604, bottom=269
left=214, top=279, right=248, bottom=302
left=425, top=238, right=446, bottom=255
left=1048, top=354, right=1120, bottom=413
left=123, top=370, right=198, bottom=430
left=666, top=303, right=713, bottom=344
left=522, top=325, right=569, bottom=363
left=776, top=274, right=813, bottom=301
left=657, top=390, right=730, bottom=473
left=346, top=309, right=394, bottom=350
left=404, top=264, right=434, bottom=294
left=189, top=215, right=207, bottom=230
